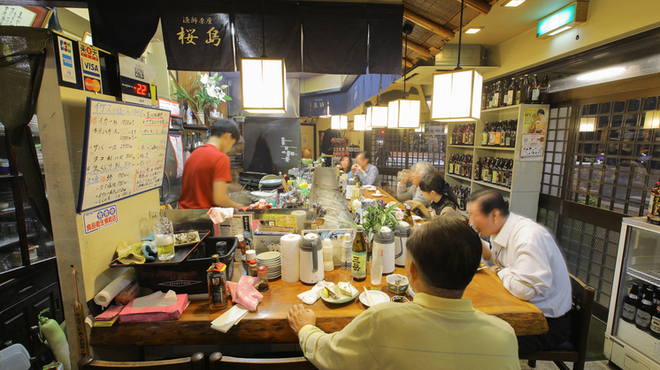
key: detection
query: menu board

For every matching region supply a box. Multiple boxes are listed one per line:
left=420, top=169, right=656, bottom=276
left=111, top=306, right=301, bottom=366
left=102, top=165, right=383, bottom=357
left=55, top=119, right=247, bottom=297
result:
left=78, top=98, right=170, bottom=212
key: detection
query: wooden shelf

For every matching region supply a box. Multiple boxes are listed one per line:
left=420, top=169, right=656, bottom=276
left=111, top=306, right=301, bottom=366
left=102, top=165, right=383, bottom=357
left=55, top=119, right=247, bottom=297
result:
left=475, top=145, right=516, bottom=151
left=473, top=180, right=511, bottom=192
left=448, top=144, right=474, bottom=149
left=446, top=173, right=472, bottom=183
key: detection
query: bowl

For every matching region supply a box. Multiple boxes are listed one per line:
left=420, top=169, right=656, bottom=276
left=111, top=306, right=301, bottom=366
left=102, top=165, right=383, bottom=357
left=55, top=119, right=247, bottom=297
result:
left=386, top=274, right=409, bottom=295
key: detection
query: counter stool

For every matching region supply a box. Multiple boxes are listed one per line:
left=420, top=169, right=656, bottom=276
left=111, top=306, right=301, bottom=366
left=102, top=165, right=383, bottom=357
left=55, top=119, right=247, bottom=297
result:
left=78, top=352, right=204, bottom=370
left=209, top=351, right=317, bottom=370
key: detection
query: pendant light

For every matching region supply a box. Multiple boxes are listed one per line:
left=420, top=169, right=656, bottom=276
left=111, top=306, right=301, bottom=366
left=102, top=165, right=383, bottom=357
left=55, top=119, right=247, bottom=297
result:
left=353, top=114, right=367, bottom=131
left=241, top=2, right=287, bottom=114
left=388, top=23, right=420, bottom=129
left=331, top=115, right=348, bottom=130
left=367, top=104, right=388, bottom=128
left=431, top=0, right=483, bottom=122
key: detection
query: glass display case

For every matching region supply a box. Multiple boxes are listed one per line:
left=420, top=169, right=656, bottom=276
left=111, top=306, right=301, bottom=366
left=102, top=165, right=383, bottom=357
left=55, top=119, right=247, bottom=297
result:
left=0, top=119, right=55, bottom=274
left=310, top=167, right=353, bottom=229
left=604, top=217, right=660, bottom=369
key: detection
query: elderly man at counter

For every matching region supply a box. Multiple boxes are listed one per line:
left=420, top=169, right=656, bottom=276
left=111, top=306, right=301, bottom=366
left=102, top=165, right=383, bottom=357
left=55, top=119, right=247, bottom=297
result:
left=466, top=190, right=572, bottom=356
left=397, top=161, right=435, bottom=208
left=287, top=217, right=520, bottom=370
left=178, top=118, right=245, bottom=209
left=348, top=151, right=381, bottom=186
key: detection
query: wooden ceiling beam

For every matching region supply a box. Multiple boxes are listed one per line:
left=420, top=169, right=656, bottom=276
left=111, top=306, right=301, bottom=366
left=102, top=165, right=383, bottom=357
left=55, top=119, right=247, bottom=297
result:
left=403, top=8, right=454, bottom=41
left=457, top=0, right=491, bottom=16
left=403, top=58, right=413, bottom=69
left=404, top=37, right=433, bottom=59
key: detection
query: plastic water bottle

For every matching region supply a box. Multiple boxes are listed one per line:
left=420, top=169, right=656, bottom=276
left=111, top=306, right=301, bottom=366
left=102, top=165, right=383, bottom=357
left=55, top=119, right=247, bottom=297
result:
left=339, top=233, right=353, bottom=284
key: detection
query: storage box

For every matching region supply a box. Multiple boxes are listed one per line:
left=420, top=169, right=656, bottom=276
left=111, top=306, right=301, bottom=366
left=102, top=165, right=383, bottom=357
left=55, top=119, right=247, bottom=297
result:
left=435, top=44, right=486, bottom=66
left=119, top=294, right=188, bottom=323
left=136, top=236, right=237, bottom=295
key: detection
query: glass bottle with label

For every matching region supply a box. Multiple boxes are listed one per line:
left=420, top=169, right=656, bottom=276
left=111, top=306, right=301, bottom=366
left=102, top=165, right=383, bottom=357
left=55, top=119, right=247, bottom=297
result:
left=648, top=178, right=660, bottom=224
left=520, top=75, right=531, bottom=104
left=207, top=254, right=228, bottom=310
left=352, top=227, right=367, bottom=281
left=650, top=294, right=660, bottom=338
left=636, top=283, right=654, bottom=331
left=539, top=75, right=550, bottom=104
left=481, top=123, right=489, bottom=146
left=507, top=77, right=516, bottom=106
left=531, top=74, right=540, bottom=104
left=621, top=282, right=640, bottom=323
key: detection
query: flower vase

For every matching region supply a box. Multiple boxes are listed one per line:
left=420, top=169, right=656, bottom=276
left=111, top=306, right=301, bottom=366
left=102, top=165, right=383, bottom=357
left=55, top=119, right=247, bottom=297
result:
left=196, top=112, right=205, bottom=126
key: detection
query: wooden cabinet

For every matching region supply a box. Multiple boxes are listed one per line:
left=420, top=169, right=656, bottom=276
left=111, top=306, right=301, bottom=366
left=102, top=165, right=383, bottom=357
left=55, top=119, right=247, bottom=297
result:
left=445, top=104, right=549, bottom=219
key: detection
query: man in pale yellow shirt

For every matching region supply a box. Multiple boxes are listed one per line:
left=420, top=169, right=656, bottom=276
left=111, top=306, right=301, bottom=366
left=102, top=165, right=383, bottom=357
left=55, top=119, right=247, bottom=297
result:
left=287, top=217, right=521, bottom=370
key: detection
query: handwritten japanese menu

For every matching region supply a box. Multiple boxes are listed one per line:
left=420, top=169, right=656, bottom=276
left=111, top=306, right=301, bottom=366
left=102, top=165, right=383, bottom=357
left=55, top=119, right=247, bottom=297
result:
left=78, top=98, right=170, bottom=212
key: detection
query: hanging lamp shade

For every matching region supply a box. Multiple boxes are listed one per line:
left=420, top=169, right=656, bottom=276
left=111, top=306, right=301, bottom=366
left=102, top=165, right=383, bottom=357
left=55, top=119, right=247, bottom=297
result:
left=241, top=58, right=287, bottom=114
left=388, top=99, right=420, bottom=128
left=331, top=115, right=348, bottom=130
left=431, top=69, right=482, bottom=122
left=354, top=114, right=367, bottom=131
left=367, top=105, right=388, bottom=128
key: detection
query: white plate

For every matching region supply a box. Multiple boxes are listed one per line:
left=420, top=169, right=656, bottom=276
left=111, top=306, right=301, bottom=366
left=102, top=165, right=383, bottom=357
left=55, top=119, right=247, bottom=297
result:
left=257, top=251, right=281, bottom=260
left=359, top=290, right=390, bottom=307
left=320, top=285, right=359, bottom=304
left=412, top=215, right=422, bottom=221
left=251, top=190, right=277, bottom=198
left=371, top=193, right=383, bottom=197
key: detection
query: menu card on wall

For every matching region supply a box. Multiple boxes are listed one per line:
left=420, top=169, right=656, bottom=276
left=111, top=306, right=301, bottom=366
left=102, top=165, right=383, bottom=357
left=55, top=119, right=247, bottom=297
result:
left=78, top=98, right=170, bottom=212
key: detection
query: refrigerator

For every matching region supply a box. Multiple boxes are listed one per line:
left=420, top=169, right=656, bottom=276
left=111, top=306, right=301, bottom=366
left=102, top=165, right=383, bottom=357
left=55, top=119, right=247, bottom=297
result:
left=604, top=217, right=660, bottom=369
left=160, top=117, right=184, bottom=206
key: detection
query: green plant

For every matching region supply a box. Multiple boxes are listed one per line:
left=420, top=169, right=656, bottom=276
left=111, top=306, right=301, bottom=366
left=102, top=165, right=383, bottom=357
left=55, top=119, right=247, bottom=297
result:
left=361, top=200, right=400, bottom=244
left=172, top=72, right=231, bottom=113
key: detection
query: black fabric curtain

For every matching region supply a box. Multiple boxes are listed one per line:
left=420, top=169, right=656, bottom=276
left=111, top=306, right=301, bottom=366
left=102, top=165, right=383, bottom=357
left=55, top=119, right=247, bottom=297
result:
left=88, top=0, right=160, bottom=59
left=0, top=27, right=52, bottom=236
left=87, top=1, right=402, bottom=75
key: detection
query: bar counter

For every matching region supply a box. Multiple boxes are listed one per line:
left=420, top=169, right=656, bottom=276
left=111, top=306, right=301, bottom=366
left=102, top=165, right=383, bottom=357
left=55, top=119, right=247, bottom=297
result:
left=90, top=267, right=547, bottom=347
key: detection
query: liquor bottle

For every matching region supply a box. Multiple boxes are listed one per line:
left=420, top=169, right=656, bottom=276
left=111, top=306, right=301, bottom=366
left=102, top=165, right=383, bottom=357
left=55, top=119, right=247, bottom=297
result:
left=488, top=123, right=496, bottom=146
left=448, top=155, right=455, bottom=174
left=520, top=75, right=531, bottom=104
left=482, top=84, right=489, bottom=110
left=474, top=157, right=482, bottom=180
left=501, top=79, right=510, bottom=107
left=531, top=74, right=540, bottom=104
left=499, top=122, right=506, bottom=147
left=455, top=154, right=462, bottom=176
left=511, top=120, right=517, bottom=148
left=539, top=75, right=550, bottom=104
left=339, top=233, right=353, bottom=283
left=647, top=178, right=660, bottom=224
left=636, top=284, right=654, bottom=331
left=352, top=227, right=367, bottom=281
left=507, top=77, right=516, bottom=107
left=403, top=203, right=414, bottom=226
left=207, top=254, right=228, bottom=310
left=505, top=121, right=512, bottom=147
left=622, top=282, right=640, bottom=323
left=492, top=158, right=500, bottom=186
left=487, top=84, right=494, bottom=109
left=492, top=81, right=500, bottom=108
left=507, top=159, right=514, bottom=188
left=482, top=158, right=491, bottom=182
left=513, top=78, right=521, bottom=105
left=651, top=300, right=660, bottom=339
left=481, top=123, right=489, bottom=146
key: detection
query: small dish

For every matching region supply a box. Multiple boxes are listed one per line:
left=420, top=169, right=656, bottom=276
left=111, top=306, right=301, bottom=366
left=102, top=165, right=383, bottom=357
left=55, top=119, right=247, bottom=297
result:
left=320, top=284, right=359, bottom=304
left=359, top=290, right=390, bottom=307
left=174, top=231, right=200, bottom=246
left=386, top=274, right=409, bottom=294
left=391, top=296, right=409, bottom=303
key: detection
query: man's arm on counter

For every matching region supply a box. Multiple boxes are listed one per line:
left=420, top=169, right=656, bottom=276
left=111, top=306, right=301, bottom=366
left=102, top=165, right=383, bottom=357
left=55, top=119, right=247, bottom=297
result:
left=358, top=165, right=379, bottom=186
left=213, top=180, right=243, bottom=209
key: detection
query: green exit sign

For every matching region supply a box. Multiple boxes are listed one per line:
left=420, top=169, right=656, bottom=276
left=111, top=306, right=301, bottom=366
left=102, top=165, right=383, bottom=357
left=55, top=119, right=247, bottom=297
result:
left=537, top=1, right=588, bottom=38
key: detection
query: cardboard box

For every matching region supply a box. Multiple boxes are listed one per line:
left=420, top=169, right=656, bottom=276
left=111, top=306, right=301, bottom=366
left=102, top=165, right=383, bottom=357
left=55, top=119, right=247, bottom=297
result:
left=119, top=294, right=189, bottom=323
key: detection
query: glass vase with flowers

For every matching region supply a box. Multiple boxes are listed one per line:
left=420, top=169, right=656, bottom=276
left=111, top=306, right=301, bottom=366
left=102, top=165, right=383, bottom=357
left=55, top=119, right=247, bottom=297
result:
left=172, top=72, right=231, bottom=124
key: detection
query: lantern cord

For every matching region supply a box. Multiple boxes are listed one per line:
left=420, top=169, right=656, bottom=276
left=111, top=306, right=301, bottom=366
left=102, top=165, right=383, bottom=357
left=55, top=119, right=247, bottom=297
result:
left=456, top=0, right=464, bottom=71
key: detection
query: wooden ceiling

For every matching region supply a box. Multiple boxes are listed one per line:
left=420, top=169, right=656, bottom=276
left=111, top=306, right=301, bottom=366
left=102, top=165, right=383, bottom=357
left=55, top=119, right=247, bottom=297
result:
left=401, top=0, right=495, bottom=70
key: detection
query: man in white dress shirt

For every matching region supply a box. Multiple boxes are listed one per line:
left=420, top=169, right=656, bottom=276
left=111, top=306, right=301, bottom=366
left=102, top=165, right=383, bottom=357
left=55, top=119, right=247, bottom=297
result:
left=466, top=189, right=572, bottom=356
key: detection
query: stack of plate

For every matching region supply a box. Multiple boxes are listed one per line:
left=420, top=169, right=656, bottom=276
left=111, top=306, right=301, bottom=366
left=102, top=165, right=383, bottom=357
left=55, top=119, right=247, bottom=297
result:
left=256, top=251, right=281, bottom=279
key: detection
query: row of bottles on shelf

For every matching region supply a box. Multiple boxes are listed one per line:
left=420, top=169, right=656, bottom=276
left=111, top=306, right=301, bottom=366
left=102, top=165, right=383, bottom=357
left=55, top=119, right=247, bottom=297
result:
left=449, top=123, right=476, bottom=146
left=447, top=154, right=472, bottom=178
left=451, top=185, right=471, bottom=211
left=622, top=282, right=660, bottom=338
left=474, top=157, right=514, bottom=188
left=482, top=74, right=549, bottom=110
left=184, top=132, right=207, bottom=161
left=331, top=138, right=361, bottom=159
left=481, top=120, right=518, bottom=148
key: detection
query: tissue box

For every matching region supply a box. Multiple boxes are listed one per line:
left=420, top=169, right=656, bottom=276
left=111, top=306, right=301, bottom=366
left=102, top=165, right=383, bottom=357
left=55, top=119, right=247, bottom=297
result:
left=119, top=294, right=189, bottom=323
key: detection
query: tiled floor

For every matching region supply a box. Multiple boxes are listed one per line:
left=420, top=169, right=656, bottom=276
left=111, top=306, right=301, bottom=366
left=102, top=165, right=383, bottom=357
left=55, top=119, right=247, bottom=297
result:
left=519, top=359, right=618, bottom=369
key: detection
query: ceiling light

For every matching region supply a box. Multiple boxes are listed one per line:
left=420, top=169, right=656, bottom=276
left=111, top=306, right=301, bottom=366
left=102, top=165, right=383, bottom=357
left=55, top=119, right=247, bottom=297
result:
left=547, top=25, right=572, bottom=37
left=502, top=0, right=526, bottom=7
left=354, top=114, right=367, bottom=131
left=464, top=27, right=483, bottom=34
left=576, top=67, right=626, bottom=82
left=367, top=106, right=388, bottom=128
left=331, top=115, right=348, bottom=130
left=431, top=0, right=482, bottom=122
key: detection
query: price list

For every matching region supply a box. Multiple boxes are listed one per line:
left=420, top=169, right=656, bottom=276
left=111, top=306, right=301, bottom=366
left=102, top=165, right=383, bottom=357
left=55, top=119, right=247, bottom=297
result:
left=78, top=98, right=170, bottom=212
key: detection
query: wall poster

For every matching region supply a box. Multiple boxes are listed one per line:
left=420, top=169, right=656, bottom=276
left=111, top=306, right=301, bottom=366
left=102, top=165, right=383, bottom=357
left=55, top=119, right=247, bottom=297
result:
left=520, top=107, right=548, bottom=161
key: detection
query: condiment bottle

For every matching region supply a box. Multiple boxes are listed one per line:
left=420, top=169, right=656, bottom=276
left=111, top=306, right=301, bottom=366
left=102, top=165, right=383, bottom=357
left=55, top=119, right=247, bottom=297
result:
left=207, top=254, right=228, bottom=310
left=248, top=259, right=258, bottom=277
left=257, top=265, right=269, bottom=292
left=322, top=238, right=334, bottom=272
left=235, top=234, right=246, bottom=262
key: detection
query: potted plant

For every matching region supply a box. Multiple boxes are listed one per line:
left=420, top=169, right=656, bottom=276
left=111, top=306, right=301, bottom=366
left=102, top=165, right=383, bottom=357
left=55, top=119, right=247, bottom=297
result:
left=172, top=72, right=231, bottom=124
left=361, top=200, right=401, bottom=246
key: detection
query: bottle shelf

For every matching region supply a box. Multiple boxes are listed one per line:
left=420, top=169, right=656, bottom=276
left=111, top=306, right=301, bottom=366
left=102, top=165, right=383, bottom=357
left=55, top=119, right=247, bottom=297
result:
left=475, top=145, right=516, bottom=151
left=627, top=267, right=660, bottom=288
left=446, top=173, right=472, bottom=183
left=448, top=144, right=474, bottom=149
left=472, top=180, right=511, bottom=192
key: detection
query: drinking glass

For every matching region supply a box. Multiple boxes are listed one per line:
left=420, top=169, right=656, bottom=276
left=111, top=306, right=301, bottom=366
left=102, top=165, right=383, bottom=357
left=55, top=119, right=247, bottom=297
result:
left=154, top=211, right=174, bottom=261
left=370, top=252, right=384, bottom=287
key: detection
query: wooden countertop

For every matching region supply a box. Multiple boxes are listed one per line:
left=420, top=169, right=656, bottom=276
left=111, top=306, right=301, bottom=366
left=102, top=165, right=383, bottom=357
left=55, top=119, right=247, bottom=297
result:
left=90, top=267, right=547, bottom=347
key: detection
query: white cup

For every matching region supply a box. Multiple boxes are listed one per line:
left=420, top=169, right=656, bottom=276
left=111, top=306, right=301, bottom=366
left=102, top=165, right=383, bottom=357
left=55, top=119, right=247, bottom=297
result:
left=245, top=249, right=256, bottom=262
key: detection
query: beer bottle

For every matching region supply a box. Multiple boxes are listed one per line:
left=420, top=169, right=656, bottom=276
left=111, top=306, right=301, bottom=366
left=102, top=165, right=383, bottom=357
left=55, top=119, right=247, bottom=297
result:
left=520, top=75, right=531, bottom=104
left=636, top=284, right=654, bottom=331
left=502, top=79, right=510, bottom=107
left=621, top=283, right=640, bottom=323
left=506, top=77, right=515, bottom=107
left=650, top=301, right=660, bottom=339
left=647, top=178, right=660, bottom=224
left=404, top=203, right=414, bottom=226
left=352, top=227, right=367, bottom=281
left=514, top=77, right=522, bottom=105
left=539, top=75, right=550, bottom=104
left=474, top=157, right=482, bottom=180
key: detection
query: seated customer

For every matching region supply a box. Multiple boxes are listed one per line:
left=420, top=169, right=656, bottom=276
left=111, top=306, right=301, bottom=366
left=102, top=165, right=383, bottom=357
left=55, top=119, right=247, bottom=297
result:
left=349, top=151, right=381, bottom=186
left=178, top=118, right=244, bottom=209
left=409, top=172, right=463, bottom=219
left=397, top=161, right=435, bottom=208
left=466, top=190, right=572, bottom=356
left=335, top=155, right=351, bottom=174
left=287, top=217, right=520, bottom=370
